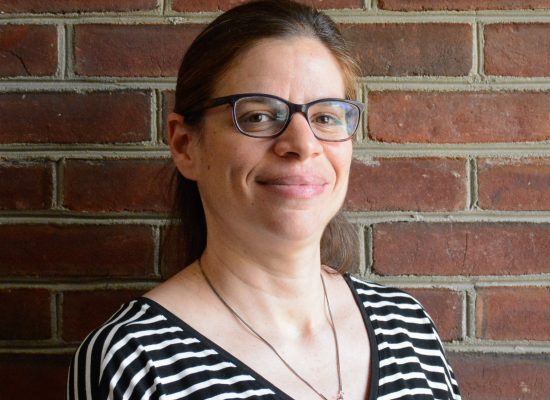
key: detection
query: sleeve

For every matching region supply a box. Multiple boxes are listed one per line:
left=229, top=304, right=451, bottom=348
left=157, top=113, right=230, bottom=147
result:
left=66, top=325, right=163, bottom=400
left=408, top=294, right=462, bottom=400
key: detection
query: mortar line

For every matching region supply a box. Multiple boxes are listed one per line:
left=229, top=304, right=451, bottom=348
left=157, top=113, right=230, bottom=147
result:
left=471, top=20, right=480, bottom=78
left=466, top=288, right=477, bottom=339
left=464, top=156, right=472, bottom=210
left=47, top=159, right=56, bottom=209
left=4, top=210, right=550, bottom=224
left=152, top=225, right=162, bottom=278
left=57, top=24, right=67, bottom=79
left=55, top=158, right=65, bottom=211
left=445, top=343, right=550, bottom=354
left=476, top=20, right=486, bottom=77
left=2, top=276, right=549, bottom=291
left=164, top=0, right=172, bottom=15
left=150, top=90, right=159, bottom=143
left=368, top=276, right=550, bottom=286
left=360, top=84, right=369, bottom=144
left=4, top=78, right=550, bottom=91
left=365, top=225, right=374, bottom=276
left=459, top=288, right=468, bottom=341
left=3, top=12, right=550, bottom=24
left=355, top=224, right=367, bottom=276
left=469, top=157, right=479, bottom=210
left=53, top=291, right=62, bottom=341
left=64, top=23, right=75, bottom=79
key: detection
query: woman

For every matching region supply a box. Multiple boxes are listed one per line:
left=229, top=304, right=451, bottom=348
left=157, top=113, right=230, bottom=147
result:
left=68, top=1, right=461, bottom=399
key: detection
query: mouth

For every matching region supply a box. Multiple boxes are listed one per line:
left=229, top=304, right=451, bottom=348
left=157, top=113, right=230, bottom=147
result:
left=256, top=175, right=328, bottom=198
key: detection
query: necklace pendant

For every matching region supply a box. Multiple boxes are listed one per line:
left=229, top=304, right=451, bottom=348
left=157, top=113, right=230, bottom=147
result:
left=336, top=390, right=344, bottom=400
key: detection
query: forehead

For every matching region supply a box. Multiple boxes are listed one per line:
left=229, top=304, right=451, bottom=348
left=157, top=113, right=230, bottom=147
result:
left=212, top=37, right=346, bottom=102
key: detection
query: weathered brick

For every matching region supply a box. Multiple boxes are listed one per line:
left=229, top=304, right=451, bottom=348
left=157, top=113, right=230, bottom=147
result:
left=373, top=223, right=550, bottom=276
left=341, top=24, right=472, bottom=76
left=345, top=158, right=466, bottom=212
left=368, top=91, right=550, bottom=143
left=0, top=0, right=157, bottom=12
left=0, top=224, right=155, bottom=278
left=379, top=0, right=550, bottom=11
left=0, top=91, right=151, bottom=144
left=476, top=287, right=550, bottom=340
left=0, top=289, right=51, bottom=340
left=478, top=158, right=550, bottom=211
left=62, top=289, right=145, bottom=342
left=63, top=159, right=172, bottom=213
left=450, top=353, right=550, bottom=400
left=172, top=0, right=362, bottom=12
left=74, top=24, right=205, bottom=77
left=0, top=25, right=57, bottom=76
left=0, top=161, right=52, bottom=210
left=485, top=23, right=550, bottom=77
left=403, top=288, right=463, bottom=341
left=0, top=353, right=71, bottom=400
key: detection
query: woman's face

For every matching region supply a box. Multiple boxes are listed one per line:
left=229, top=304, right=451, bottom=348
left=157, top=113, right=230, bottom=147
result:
left=182, top=37, right=353, bottom=248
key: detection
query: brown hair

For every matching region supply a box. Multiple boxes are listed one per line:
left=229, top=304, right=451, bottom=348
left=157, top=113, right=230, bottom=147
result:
left=163, top=0, right=360, bottom=275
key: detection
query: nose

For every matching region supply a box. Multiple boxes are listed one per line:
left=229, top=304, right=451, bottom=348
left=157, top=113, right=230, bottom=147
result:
left=272, top=112, right=323, bottom=160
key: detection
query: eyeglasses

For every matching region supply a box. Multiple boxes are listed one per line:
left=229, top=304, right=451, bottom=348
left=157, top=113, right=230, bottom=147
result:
left=183, top=93, right=365, bottom=142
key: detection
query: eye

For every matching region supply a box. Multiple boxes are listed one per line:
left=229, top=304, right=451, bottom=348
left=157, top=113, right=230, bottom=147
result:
left=311, top=113, right=343, bottom=126
left=241, top=112, right=275, bottom=123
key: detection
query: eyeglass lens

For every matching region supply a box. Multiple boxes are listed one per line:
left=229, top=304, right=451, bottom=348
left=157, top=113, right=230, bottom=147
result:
left=233, top=96, right=360, bottom=140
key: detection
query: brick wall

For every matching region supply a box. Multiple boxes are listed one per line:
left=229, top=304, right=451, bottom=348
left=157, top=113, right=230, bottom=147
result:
left=1, top=1, right=549, bottom=399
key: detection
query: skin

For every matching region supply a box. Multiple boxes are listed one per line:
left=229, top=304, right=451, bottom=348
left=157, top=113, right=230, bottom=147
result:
left=147, top=37, right=370, bottom=399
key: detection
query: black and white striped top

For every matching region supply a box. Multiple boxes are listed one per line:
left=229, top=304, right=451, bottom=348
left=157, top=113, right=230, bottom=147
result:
left=67, top=275, right=461, bottom=400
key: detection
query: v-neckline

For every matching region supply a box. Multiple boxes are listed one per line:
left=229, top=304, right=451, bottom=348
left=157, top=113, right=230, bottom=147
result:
left=138, top=273, right=379, bottom=400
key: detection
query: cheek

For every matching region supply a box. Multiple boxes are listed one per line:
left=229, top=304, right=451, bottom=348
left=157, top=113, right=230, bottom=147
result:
left=329, top=143, right=353, bottom=179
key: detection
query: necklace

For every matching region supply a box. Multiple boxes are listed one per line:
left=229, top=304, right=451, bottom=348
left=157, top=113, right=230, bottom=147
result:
left=198, top=258, right=344, bottom=400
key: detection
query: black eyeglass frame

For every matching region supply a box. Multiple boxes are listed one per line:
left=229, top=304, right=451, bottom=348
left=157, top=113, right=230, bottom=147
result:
left=182, top=93, right=366, bottom=142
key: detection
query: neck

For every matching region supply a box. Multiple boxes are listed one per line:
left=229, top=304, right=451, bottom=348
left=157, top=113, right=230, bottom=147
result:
left=198, top=243, right=328, bottom=338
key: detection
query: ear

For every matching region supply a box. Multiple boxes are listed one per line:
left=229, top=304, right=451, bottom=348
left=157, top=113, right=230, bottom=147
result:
left=167, top=112, right=200, bottom=181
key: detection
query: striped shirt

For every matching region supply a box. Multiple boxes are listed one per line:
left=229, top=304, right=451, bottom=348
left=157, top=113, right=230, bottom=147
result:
left=67, top=274, right=461, bottom=400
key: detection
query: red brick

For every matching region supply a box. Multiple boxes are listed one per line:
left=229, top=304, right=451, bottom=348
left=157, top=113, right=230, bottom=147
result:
left=0, top=353, right=71, bottom=400
left=478, top=158, right=550, bottom=211
left=74, top=24, right=205, bottom=77
left=0, top=25, right=57, bottom=76
left=368, top=91, right=550, bottom=143
left=0, top=161, right=52, bottom=210
left=345, top=158, right=466, bottom=212
left=63, top=159, right=172, bottom=213
left=0, top=224, right=155, bottom=278
left=341, top=24, right=472, bottom=76
left=0, top=91, right=151, bottom=144
left=476, top=287, right=550, bottom=340
left=450, top=353, right=550, bottom=400
left=62, top=289, right=145, bottom=342
left=485, top=23, right=550, bottom=77
left=403, top=288, right=463, bottom=341
left=172, top=0, right=362, bottom=11
left=0, top=289, right=51, bottom=340
left=373, top=223, right=550, bottom=276
left=0, top=0, right=157, bottom=12
left=379, top=0, right=550, bottom=11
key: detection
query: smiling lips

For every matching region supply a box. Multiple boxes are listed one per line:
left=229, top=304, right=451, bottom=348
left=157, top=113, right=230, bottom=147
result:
left=256, top=175, right=328, bottom=198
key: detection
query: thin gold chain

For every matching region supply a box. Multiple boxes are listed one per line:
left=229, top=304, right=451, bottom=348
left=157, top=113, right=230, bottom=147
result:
left=198, top=258, right=344, bottom=400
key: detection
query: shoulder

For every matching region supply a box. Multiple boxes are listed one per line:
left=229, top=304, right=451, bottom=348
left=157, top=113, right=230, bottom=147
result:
left=345, top=274, right=449, bottom=360
left=346, top=274, right=461, bottom=399
left=345, top=273, right=428, bottom=313
left=67, top=298, right=188, bottom=399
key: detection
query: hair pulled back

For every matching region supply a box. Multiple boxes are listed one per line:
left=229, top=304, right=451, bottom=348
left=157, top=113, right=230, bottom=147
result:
left=164, top=0, right=360, bottom=275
